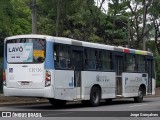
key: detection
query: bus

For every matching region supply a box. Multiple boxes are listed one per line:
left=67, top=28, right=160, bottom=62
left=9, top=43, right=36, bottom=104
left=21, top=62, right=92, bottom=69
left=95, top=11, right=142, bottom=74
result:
left=3, top=34, right=155, bottom=107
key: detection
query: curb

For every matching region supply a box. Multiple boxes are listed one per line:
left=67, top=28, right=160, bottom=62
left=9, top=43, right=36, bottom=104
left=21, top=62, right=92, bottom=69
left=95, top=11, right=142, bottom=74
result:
left=144, top=95, right=160, bottom=98
left=0, top=94, right=48, bottom=107
left=0, top=101, right=48, bottom=107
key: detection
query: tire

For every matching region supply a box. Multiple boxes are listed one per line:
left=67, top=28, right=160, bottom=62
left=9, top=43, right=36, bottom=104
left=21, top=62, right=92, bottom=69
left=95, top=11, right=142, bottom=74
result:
left=89, top=86, right=101, bottom=107
left=134, top=87, right=144, bottom=103
left=48, top=98, right=67, bottom=107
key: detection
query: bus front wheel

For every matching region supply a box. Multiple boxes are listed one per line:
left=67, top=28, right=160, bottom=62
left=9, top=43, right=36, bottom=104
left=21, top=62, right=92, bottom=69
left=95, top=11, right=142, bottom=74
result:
left=134, top=87, right=144, bottom=103
left=48, top=98, right=67, bottom=107
left=89, top=86, right=101, bottom=107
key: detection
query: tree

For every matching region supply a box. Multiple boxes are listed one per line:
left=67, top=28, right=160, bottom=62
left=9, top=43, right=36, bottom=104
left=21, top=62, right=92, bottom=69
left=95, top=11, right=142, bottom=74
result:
left=149, top=0, right=160, bottom=54
left=126, top=0, right=154, bottom=49
left=55, top=0, right=61, bottom=36
left=0, top=0, right=13, bottom=40
left=107, top=0, right=129, bottom=45
left=0, top=0, right=31, bottom=40
left=30, top=0, right=37, bottom=34
left=36, top=0, right=56, bottom=35
left=108, top=0, right=155, bottom=49
left=36, top=0, right=107, bottom=42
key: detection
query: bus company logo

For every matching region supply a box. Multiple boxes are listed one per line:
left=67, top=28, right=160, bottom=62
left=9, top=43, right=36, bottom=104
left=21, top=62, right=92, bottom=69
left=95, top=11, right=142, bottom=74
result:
left=1, top=112, right=42, bottom=118
left=8, top=46, right=23, bottom=53
left=2, top=112, right=11, bottom=117
left=96, top=75, right=109, bottom=82
left=9, top=68, right=13, bottom=73
left=96, top=75, right=100, bottom=82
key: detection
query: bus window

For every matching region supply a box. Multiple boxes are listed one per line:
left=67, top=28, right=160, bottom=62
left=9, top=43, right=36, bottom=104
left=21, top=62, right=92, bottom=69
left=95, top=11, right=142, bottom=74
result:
left=99, top=50, right=112, bottom=71
left=125, top=54, right=136, bottom=72
left=6, top=38, right=45, bottom=63
left=137, top=55, right=146, bottom=72
left=84, top=49, right=98, bottom=70
left=54, top=44, right=71, bottom=69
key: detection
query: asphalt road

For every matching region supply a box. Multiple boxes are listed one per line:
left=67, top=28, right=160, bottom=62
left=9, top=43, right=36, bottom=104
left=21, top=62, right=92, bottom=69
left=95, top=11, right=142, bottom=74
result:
left=0, top=97, right=160, bottom=120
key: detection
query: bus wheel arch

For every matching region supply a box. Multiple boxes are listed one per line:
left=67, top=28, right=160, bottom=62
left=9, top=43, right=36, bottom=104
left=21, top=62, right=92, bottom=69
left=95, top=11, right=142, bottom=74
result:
left=89, top=84, right=102, bottom=107
left=134, top=84, right=146, bottom=103
left=139, top=84, right=146, bottom=96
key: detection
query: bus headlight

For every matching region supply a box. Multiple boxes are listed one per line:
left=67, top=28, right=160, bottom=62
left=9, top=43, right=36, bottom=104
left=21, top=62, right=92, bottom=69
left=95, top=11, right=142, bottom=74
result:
left=3, top=70, right=6, bottom=86
left=45, top=70, right=51, bottom=87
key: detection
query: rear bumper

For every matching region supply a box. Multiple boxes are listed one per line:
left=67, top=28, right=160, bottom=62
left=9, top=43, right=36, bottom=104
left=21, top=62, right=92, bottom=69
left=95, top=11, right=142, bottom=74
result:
left=3, top=86, right=54, bottom=98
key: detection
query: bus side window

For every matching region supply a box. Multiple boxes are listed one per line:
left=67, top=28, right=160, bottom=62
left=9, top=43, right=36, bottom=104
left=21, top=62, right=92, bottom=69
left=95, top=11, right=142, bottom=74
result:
left=54, top=44, right=71, bottom=69
left=54, top=45, right=60, bottom=68
left=84, top=49, right=98, bottom=70
left=125, top=54, right=136, bottom=72
left=99, top=50, right=112, bottom=71
left=137, top=55, right=145, bottom=72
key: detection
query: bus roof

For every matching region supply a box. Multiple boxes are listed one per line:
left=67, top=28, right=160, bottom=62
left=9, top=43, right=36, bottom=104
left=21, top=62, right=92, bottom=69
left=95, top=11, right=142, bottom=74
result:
left=53, top=36, right=153, bottom=56
left=5, top=34, right=50, bottom=40
left=5, top=34, right=153, bottom=56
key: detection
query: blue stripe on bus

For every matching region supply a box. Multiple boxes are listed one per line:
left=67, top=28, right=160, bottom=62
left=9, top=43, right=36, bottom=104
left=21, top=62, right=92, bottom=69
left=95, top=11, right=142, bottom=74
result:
left=44, top=41, right=54, bottom=69
left=3, top=42, right=7, bottom=70
left=125, top=77, right=128, bottom=85
left=130, top=49, right=135, bottom=54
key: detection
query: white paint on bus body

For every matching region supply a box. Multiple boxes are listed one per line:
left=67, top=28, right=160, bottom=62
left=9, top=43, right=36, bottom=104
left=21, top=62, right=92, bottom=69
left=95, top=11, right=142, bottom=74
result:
left=3, top=34, right=155, bottom=101
left=6, top=64, right=45, bottom=89
left=122, top=73, right=147, bottom=97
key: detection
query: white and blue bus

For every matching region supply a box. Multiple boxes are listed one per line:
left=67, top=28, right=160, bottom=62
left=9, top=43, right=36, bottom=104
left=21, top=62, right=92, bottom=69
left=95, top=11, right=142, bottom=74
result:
left=3, top=35, right=155, bottom=107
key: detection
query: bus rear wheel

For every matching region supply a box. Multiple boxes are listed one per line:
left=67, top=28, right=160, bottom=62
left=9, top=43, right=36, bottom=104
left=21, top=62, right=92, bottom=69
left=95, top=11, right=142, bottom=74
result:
left=48, top=98, right=67, bottom=107
left=89, top=86, right=101, bottom=107
left=134, top=87, right=144, bottom=103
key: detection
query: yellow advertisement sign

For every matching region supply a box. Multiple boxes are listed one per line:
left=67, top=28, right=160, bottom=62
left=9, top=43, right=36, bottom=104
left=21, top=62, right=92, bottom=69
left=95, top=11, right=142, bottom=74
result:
left=34, top=50, right=44, bottom=57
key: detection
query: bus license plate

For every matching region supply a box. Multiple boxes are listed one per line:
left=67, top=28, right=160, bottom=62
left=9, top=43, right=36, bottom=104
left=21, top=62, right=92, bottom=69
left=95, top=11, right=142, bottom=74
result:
left=21, top=81, right=30, bottom=85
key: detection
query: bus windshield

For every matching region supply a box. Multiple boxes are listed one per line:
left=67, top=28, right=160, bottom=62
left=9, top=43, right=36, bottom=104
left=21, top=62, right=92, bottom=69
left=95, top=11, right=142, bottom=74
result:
left=6, top=38, right=46, bottom=63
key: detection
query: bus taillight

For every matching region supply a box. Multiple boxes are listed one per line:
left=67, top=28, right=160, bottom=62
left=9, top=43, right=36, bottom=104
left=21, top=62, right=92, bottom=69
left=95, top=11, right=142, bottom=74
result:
left=45, top=70, right=51, bottom=87
left=3, top=70, right=6, bottom=86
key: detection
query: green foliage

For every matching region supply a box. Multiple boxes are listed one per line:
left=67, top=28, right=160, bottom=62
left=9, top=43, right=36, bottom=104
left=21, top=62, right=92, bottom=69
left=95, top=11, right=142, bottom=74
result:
left=0, top=0, right=12, bottom=39
left=155, top=55, right=160, bottom=87
left=37, top=0, right=56, bottom=35
left=146, top=41, right=160, bottom=86
left=35, top=0, right=128, bottom=43
left=146, top=41, right=156, bottom=53
left=0, top=0, right=129, bottom=44
left=0, top=0, right=31, bottom=40
left=148, top=1, right=160, bottom=54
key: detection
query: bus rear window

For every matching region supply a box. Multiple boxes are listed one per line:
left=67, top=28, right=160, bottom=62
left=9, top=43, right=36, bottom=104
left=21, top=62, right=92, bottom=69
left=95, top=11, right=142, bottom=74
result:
left=6, top=38, right=46, bottom=63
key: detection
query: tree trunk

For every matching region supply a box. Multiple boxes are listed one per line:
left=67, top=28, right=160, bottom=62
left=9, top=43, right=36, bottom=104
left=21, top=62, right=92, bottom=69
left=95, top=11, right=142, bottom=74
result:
left=31, top=0, right=37, bottom=34
left=56, top=0, right=61, bottom=36
left=142, top=0, right=147, bottom=50
left=155, top=28, right=160, bottom=55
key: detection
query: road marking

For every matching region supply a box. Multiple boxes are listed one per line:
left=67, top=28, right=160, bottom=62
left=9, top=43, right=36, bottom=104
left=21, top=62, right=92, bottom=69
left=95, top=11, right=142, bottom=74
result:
left=129, top=104, right=148, bottom=107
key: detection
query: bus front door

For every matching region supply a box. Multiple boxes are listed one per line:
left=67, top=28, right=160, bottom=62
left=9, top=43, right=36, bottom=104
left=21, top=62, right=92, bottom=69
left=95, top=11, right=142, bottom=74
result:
left=72, top=50, right=83, bottom=99
left=147, top=58, right=154, bottom=94
left=114, top=55, right=124, bottom=96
